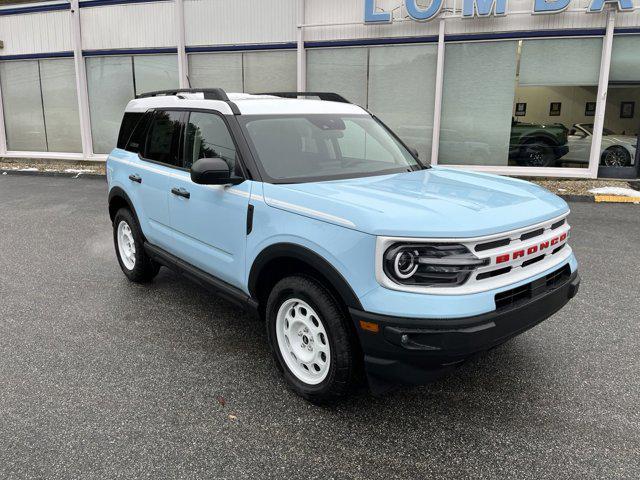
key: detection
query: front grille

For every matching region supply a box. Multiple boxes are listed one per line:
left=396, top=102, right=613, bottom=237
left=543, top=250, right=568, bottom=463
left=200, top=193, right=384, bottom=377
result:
left=520, top=228, right=544, bottom=241
left=495, top=264, right=571, bottom=311
left=475, top=238, right=511, bottom=252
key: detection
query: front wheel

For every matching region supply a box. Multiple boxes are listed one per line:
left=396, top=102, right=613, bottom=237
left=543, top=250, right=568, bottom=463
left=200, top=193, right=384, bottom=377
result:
left=516, top=140, right=557, bottom=167
left=265, top=276, right=358, bottom=403
left=601, top=146, right=632, bottom=167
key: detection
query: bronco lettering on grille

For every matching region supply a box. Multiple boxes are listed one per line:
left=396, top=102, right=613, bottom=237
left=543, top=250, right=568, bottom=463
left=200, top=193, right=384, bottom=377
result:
left=495, top=233, right=567, bottom=264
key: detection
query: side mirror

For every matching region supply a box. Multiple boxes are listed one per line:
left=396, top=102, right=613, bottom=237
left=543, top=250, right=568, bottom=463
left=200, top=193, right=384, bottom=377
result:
left=190, top=157, right=244, bottom=186
left=408, top=146, right=420, bottom=159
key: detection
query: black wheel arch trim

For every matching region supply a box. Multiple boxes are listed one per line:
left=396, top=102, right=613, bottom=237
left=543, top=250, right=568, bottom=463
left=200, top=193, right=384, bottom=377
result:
left=248, top=243, right=364, bottom=311
left=108, top=186, right=141, bottom=224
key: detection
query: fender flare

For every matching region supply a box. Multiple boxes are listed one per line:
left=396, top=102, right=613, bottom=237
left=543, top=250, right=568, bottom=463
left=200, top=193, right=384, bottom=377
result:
left=248, top=243, right=363, bottom=310
left=108, top=186, right=141, bottom=225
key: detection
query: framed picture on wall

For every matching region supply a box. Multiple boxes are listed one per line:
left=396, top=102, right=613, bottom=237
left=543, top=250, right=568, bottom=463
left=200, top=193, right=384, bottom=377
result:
left=515, top=103, right=527, bottom=116
left=585, top=102, right=596, bottom=117
left=549, top=102, right=562, bottom=116
left=620, top=102, right=635, bottom=119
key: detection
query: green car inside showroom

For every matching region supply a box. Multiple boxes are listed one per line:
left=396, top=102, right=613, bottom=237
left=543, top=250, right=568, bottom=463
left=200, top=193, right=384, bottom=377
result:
left=0, top=0, right=639, bottom=179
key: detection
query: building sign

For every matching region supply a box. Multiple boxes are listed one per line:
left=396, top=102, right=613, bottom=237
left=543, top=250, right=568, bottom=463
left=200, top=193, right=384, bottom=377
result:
left=364, top=0, right=635, bottom=23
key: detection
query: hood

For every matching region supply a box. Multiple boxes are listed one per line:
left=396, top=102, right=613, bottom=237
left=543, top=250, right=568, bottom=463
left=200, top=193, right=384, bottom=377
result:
left=262, top=167, right=569, bottom=238
left=605, top=135, right=637, bottom=147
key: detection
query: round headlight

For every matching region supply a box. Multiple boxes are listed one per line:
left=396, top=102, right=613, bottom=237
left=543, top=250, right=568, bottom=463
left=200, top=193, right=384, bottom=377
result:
left=393, top=248, right=419, bottom=279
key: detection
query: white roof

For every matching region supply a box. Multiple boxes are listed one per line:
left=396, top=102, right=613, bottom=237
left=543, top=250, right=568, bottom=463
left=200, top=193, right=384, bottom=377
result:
left=124, top=92, right=368, bottom=116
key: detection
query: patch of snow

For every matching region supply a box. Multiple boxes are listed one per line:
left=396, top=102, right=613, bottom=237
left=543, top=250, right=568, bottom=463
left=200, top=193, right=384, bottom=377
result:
left=64, top=168, right=94, bottom=174
left=589, top=187, right=640, bottom=197
left=18, top=168, right=39, bottom=172
left=557, top=188, right=568, bottom=192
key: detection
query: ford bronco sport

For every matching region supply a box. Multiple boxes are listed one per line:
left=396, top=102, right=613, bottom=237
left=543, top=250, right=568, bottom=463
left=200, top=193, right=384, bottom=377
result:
left=107, top=89, right=580, bottom=402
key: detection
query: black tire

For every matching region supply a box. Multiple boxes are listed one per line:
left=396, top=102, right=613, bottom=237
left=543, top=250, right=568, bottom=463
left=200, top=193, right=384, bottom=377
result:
left=601, top=146, right=632, bottom=167
left=113, top=208, right=160, bottom=283
left=516, top=139, right=556, bottom=167
left=265, top=275, right=358, bottom=404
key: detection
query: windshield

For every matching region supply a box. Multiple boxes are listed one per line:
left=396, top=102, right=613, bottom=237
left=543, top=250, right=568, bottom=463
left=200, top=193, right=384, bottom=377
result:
left=579, top=124, right=615, bottom=136
left=239, top=115, right=422, bottom=183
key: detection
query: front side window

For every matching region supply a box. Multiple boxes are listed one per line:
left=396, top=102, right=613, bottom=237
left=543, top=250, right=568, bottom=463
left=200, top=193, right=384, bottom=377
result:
left=183, top=112, right=237, bottom=171
left=143, top=110, right=183, bottom=167
left=240, top=114, right=420, bottom=183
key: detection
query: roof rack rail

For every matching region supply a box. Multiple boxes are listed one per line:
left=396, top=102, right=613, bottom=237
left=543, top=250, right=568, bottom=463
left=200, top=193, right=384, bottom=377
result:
left=136, top=88, right=230, bottom=101
left=259, top=92, right=351, bottom=104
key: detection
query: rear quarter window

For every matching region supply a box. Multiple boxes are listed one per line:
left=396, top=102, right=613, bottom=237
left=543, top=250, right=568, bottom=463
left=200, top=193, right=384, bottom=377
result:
left=117, top=112, right=144, bottom=150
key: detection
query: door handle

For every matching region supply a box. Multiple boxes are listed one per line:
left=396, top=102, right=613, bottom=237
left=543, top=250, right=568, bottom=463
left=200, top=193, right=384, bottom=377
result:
left=128, top=174, right=142, bottom=184
left=171, top=187, right=191, bottom=199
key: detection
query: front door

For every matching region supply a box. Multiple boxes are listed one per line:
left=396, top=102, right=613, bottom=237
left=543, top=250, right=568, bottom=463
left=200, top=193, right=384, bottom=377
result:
left=167, top=111, right=252, bottom=290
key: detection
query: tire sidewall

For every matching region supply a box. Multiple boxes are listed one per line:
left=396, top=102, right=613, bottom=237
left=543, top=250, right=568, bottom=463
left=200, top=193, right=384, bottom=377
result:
left=602, top=146, right=631, bottom=167
left=266, top=278, right=349, bottom=399
left=518, top=141, right=554, bottom=167
left=113, top=208, right=148, bottom=281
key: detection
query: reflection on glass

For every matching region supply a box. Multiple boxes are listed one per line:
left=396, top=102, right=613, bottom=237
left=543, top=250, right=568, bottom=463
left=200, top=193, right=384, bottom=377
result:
left=440, top=38, right=602, bottom=168
left=600, top=36, right=640, bottom=168
left=86, top=56, right=135, bottom=154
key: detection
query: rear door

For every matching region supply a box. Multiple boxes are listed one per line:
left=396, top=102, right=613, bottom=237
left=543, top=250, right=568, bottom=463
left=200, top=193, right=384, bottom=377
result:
left=132, top=110, right=184, bottom=250
left=167, top=111, right=252, bottom=289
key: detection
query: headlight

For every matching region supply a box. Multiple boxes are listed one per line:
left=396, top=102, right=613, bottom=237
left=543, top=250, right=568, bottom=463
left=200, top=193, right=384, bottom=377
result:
left=383, top=243, right=489, bottom=287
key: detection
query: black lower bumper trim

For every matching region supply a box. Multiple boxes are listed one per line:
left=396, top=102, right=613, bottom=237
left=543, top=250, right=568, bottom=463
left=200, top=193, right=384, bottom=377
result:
left=350, top=270, right=580, bottom=389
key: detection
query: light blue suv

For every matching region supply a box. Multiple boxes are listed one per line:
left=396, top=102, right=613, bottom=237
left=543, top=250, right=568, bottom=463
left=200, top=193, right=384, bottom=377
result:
left=107, top=89, right=580, bottom=402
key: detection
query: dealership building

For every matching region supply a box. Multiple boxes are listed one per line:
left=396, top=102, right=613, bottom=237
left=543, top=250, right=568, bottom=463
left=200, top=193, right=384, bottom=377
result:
left=0, top=0, right=639, bottom=178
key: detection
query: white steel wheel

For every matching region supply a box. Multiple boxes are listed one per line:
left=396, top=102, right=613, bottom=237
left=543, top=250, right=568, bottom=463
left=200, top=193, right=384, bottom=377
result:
left=116, top=220, right=136, bottom=270
left=275, top=298, right=331, bottom=385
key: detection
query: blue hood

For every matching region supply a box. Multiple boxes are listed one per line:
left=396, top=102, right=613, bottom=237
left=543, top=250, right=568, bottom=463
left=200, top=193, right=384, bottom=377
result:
left=262, top=167, right=569, bottom=238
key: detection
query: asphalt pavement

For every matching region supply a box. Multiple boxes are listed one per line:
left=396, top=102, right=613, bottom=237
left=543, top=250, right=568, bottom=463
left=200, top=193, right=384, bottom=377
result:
left=0, top=173, right=638, bottom=480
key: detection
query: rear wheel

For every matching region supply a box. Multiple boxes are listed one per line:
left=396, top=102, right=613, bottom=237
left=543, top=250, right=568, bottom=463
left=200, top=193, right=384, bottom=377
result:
left=266, top=276, right=358, bottom=403
left=113, top=208, right=160, bottom=283
left=517, top=140, right=556, bottom=167
left=601, top=146, right=631, bottom=167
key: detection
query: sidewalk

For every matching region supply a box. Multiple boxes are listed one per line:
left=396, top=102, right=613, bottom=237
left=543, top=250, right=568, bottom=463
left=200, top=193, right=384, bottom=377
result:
left=2, top=159, right=639, bottom=203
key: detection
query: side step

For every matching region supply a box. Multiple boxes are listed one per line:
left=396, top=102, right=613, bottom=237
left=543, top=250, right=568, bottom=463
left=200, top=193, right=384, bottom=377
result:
left=144, top=242, right=260, bottom=316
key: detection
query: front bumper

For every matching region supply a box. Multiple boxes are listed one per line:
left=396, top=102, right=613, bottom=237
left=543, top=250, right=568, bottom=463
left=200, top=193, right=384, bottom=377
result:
left=350, top=269, right=580, bottom=389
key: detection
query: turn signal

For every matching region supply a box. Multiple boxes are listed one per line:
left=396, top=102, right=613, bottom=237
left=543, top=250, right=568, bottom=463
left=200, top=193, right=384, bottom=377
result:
left=359, top=320, right=379, bottom=333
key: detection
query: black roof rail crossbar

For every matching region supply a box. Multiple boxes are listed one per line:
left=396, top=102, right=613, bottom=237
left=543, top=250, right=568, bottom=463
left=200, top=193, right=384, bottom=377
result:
left=136, top=88, right=230, bottom=101
left=259, top=92, right=351, bottom=104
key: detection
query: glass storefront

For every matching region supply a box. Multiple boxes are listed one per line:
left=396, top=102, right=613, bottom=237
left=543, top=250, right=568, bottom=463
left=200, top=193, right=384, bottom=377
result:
left=86, top=54, right=179, bottom=154
left=599, top=36, right=640, bottom=171
left=0, top=58, right=81, bottom=153
left=307, top=44, right=437, bottom=161
left=439, top=37, right=602, bottom=169
left=187, top=50, right=297, bottom=94
left=0, top=27, right=637, bottom=179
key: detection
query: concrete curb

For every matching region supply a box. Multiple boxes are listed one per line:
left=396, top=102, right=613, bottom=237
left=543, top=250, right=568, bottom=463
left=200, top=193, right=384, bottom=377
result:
left=0, top=169, right=105, bottom=180
left=557, top=194, right=594, bottom=203
left=2, top=169, right=638, bottom=203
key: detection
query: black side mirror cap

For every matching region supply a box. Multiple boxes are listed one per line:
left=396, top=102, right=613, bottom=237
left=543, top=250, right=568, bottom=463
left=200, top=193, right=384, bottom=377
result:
left=190, top=157, right=244, bottom=186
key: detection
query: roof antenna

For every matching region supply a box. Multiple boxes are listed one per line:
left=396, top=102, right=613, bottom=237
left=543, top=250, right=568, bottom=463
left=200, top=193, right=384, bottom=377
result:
left=186, top=74, right=192, bottom=89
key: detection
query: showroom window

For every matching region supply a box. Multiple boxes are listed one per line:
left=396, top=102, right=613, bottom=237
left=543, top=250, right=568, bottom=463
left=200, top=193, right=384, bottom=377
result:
left=598, top=35, right=640, bottom=169
left=0, top=58, right=82, bottom=153
left=187, top=50, right=296, bottom=93
left=439, top=37, right=602, bottom=169
left=307, top=44, right=437, bottom=161
left=86, top=54, right=178, bottom=154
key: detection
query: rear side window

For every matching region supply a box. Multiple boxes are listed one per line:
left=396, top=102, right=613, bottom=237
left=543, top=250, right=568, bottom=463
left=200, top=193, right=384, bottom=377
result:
left=117, top=112, right=144, bottom=150
left=125, top=112, right=152, bottom=154
left=142, top=110, right=183, bottom=167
